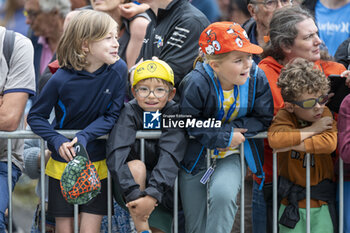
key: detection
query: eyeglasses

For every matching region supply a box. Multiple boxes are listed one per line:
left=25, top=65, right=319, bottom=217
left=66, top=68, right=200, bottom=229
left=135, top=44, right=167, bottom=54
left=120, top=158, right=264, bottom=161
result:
left=23, top=10, right=42, bottom=19
left=291, top=94, right=329, bottom=109
left=135, top=86, right=169, bottom=98
left=250, top=0, right=292, bottom=11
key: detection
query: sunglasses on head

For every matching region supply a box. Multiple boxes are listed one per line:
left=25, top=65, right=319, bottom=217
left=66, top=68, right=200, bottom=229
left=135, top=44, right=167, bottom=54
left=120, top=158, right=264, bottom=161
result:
left=291, top=94, right=329, bottom=109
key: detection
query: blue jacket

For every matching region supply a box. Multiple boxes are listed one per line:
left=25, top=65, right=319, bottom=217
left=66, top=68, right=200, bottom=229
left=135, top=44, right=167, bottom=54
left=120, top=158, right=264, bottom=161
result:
left=28, top=60, right=127, bottom=162
left=179, top=61, right=273, bottom=180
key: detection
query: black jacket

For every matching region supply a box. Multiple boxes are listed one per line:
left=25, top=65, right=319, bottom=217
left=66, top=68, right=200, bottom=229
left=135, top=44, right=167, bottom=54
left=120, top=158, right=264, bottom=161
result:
left=242, top=18, right=261, bottom=64
left=278, top=176, right=337, bottom=233
left=106, top=99, right=187, bottom=204
left=137, top=0, right=210, bottom=101
left=334, top=37, right=350, bottom=69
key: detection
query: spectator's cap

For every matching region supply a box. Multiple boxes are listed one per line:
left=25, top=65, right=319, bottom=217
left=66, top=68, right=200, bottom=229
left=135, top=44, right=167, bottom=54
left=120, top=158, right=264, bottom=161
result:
left=199, top=22, right=263, bottom=55
left=132, top=60, right=174, bottom=87
left=60, top=143, right=101, bottom=205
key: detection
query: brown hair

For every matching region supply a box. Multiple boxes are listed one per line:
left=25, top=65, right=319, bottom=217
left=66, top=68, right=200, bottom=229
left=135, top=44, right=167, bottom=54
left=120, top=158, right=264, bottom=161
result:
left=277, top=58, right=330, bottom=102
left=262, top=5, right=331, bottom=61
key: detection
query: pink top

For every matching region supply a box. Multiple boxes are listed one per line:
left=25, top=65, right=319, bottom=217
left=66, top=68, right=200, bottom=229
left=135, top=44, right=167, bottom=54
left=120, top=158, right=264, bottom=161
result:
left=38, top=36, right=53, bottom=75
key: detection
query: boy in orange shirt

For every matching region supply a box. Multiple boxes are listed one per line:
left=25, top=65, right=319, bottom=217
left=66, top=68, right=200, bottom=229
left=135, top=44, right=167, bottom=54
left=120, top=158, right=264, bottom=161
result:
left=268, top=58, right=337, bottom=232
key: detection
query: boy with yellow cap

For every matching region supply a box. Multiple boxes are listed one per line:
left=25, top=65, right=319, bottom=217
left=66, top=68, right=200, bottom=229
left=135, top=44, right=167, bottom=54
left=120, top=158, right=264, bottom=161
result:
left=106, top=60, right=188, bottom=233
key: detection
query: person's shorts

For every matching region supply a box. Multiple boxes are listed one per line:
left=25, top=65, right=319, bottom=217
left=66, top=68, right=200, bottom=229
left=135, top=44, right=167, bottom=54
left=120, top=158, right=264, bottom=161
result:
left=47, top=177, right=108, bottom=217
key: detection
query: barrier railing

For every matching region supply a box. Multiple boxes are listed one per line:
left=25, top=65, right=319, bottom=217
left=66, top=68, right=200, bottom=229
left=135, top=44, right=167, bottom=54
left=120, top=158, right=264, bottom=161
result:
left=2, top=130, right=345, bottom=233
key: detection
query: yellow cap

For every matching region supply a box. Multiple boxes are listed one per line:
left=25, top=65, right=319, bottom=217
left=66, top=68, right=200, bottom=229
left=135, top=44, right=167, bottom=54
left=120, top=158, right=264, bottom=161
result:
left=132, top=60, right=174, bottom=87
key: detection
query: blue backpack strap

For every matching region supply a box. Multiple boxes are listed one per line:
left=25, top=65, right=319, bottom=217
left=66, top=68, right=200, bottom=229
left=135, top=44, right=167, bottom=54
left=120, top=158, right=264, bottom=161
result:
left=250, top=63, right=258, bottom=113
left=245, top=63, right=266, bottom=189
left=3, top=29, right=15, bottom=71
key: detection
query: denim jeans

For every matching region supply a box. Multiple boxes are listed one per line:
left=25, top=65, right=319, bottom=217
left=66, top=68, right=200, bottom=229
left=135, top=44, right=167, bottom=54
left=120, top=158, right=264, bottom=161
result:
left=252, top=180, right=267, bottom=233
left=179, top=154, right=244, bottom=233
left=0, top=162, right=22, bottom=231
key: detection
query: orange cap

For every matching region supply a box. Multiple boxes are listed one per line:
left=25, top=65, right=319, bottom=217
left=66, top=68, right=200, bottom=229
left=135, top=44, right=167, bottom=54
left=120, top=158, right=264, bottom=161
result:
left=199, top=22, right=263, bottom=55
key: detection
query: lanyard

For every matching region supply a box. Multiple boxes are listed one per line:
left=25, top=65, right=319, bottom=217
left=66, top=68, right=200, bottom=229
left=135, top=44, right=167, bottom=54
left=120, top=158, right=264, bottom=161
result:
left=202, top=63, right=239, bottom=156
left=217, top=78, right=239, bottom=123
left=214, top=78, right=238, bottom=156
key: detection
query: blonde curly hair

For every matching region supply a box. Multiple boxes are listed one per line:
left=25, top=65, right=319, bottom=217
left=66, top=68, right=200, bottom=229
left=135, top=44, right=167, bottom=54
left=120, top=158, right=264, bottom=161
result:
left=277, top=58, right=330, bottom=102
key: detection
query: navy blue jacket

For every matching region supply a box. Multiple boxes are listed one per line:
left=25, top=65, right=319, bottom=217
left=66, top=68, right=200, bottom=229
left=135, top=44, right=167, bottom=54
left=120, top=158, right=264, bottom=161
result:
left=28, top=60, right=127, bottom=162
left=179, top=61, right=273, bottom=178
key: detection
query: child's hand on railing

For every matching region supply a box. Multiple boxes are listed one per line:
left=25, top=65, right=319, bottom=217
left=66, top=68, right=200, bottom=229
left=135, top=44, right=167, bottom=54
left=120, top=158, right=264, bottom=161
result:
left=229, top=128, right=247, bottom=148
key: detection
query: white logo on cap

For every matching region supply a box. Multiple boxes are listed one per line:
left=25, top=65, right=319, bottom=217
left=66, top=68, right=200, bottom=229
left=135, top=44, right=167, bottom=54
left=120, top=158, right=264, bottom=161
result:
left=235, top=38, right=243, bottom=48
left=205, top=45, right=215, bottom=55
left=227, top=28, right=234, bottom=34
left=212, top=40, right=221, bottom=52
left=243, top=30, right=249, bottom=39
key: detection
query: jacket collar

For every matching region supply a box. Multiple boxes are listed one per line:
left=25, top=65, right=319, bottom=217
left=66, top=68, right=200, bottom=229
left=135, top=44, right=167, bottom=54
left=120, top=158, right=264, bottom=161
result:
left=157, top=0, right=182, bottom=21
left=67, top=63, right=109, bottom=78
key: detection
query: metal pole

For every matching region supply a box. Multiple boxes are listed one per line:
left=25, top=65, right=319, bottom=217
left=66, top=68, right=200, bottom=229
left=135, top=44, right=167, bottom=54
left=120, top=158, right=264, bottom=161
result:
left=273, top=152, right=278, bottom=233
left=339, top=158, right=344, bottom=233
left=206, top=149, right=211, bottom=218
left=140, top=138, right=145, bottom=162
left=240, top=143, right=245, bottom=233
left=173, top=177, right=178, bottom=233
left=306, top=153, right=310, bottom=233
left=107, top=171, right=112, bottom=233
left=74, top=204, right=79, bottom=232
left=40, top=139, right=46, bottom=233
left=7, top=139, right=12, bottom=233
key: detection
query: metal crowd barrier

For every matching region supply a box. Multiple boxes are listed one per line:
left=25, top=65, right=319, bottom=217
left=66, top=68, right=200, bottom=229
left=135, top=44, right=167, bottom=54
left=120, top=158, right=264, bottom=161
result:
left=272, top=154, right=345, bottom=233
left=2, top=130, right=346, bottom=233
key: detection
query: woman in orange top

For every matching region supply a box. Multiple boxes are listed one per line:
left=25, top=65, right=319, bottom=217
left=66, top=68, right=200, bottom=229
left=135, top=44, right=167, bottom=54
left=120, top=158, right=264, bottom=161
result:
left=252, top=5, right=350, bottom=233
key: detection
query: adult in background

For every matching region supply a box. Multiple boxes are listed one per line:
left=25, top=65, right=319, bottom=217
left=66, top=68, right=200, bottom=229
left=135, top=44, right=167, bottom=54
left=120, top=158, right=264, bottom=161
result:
left=135, top=0, right=210, bottom=102
left=190, top=0, right=220, bottom=22
left=256, top=5, right=350, bottom=233
left=0, top=26, right=36, bottom=232
left=302, top=0, right=350, bottom=56
left=24, top=0, right=71, bottom=90
left=244, top=0, right=292, bottom=64
left=334, top=37, right=350, bottom=69
left=228, top=0, right=251, bottom=25
left=0, top=0, right=29, bottom=36
left=333, top=36, right=350, bottom=233
left=70, top=0, right=90, bottom=9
